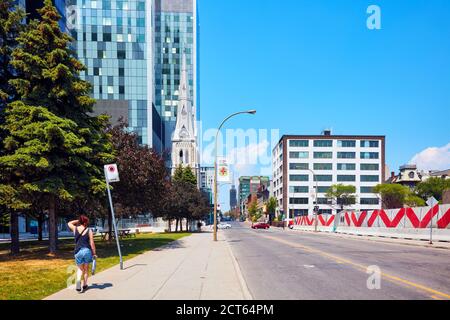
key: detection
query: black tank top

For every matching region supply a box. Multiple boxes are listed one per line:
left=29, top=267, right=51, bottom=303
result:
left=74, top=227, right=91, bottom=254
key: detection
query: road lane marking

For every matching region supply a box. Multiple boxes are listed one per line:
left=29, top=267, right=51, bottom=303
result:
left=262, top=235, right=450, bottom=300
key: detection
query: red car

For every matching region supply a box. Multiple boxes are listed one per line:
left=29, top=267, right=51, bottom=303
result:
left=252, top=222, right=270, bottom=230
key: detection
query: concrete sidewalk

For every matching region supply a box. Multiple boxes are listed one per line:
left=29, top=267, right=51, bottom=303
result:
left=45, top=232, right=252, bottom=300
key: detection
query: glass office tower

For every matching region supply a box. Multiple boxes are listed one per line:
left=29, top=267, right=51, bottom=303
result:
left=67, top=0, right=163, bottom=150
left=65, top=0, right=199, bottom=155
left=153, top=0, right=199, bottom=155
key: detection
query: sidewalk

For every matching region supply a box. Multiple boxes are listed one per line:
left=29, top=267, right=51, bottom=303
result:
left=45, top=231, right=252, bottom=300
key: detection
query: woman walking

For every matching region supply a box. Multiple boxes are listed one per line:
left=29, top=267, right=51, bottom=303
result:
left=68, top=215, right=97, bottom=293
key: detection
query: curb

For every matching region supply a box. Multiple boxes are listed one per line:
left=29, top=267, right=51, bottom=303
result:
left=290, top=228, right=450, bottom=250
left=223, top=235, right=253, bottom=300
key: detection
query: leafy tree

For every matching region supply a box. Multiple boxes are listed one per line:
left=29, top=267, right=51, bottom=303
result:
left=325, top=184, right=357, bottom=212
left=0, top=1, right=114, bottom=254
left=248, top=200, right=261, bottom=223
left=405, top=194, right=426, bottom=208
left=373, top=184, right=410, bottom=209
left=266, top=196, right=277, bottom=222
left=107, top=120, right=170, bottom=219
left=415, top=177, right=450, bottom=203
left=373, top=184, right=429, bottom=209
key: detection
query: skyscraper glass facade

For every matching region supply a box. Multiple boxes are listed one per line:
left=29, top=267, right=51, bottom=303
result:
left=154, top=0, right=199, bottom=152
left=67, top=0, right=159, bottom=147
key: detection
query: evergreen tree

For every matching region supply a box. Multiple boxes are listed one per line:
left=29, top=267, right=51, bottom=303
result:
left=173, top=164, right=184, bottom=182
left=0, top=0, right=26, bottom=254
left=0, top=0, right=113, bottom=254
left=182, top=165, right=197, bottom=186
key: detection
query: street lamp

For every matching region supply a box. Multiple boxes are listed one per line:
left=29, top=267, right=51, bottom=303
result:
left=213, top=110, right=256, bottom=241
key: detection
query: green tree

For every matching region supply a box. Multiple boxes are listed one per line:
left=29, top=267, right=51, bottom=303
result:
left=415, top=177, right=450, bottom=203
left=248, top=200, right=261, bottom=223
left=325, top=184, right=357, bottom=212
left=373, top=184, right=410, bottom=209
left=173, top=164, right=184, bottom=182
left=0, top=0, right=26, bottom=255
left=182, top=165, right=197, bottom=186
left=372, top=184, right=428, bottom=209
left=266, top=196, right=277, bottom=221
left=0, top=1, right=113, bottom=254
left=173, top=164, right=197, bottom=186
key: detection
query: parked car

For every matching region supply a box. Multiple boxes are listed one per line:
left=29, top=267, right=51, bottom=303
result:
left=252, top=222, right=270, bottom=230
left=218, top=223, right=232, bottom=229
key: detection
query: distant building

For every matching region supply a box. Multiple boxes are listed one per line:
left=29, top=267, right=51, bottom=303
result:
left=230, top=185, right=237, bottom=210
left=386, top=165, right=450, bottom=190
left=273, top=131, right=385, bottom=218
left=238, top=176, right=270, bottom=211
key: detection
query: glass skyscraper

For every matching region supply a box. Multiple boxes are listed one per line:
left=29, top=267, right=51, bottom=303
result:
left=153, top=0, right=200, bottom=153
left=64, top=0, right=199, bottom=156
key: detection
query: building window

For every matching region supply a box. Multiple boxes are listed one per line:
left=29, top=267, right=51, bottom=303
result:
left=103, top=33, right=112, bottom=42
left=290, top=163, right=309, bottom=170
left=290, top=140, right=309, bottom=147
left=289, top=198, right=309, bottom=205
left=360, top=163, right=379, bottom=170
left=316, top=186, right=331, bottom=193
left=314, top=175, right=333, bottom=182
left=314, top=140, right=333, bottom=147
left=117, top=50, right=126, bottom=59
left=337, top=152, right=356, bottom=159
left=107, top=86, right=114, bottom=94
left=289, top=186, right=309, bottom=193
left=360, top=198, right=380, bottom=205
left=290, top=152, right=309, bottom=159
left=314, top=152, right=333, bottom=159
left=337, top=175, right=356, bottom=182
left=317, top=198, right=330, bottom=205
left=360, top=175, right=379, bottom=182
left=290, top=175, right=309, bottom=182
left=337, top=163, right=356, bottom=170
left=360, top=186, right=374, bottom=193
left=360, top=152, right=379, bottom=159
left=361, top=140, right=380, bottom=148
left=337, top=140, right=356, bottom=148
left=314, top=163, right=333, bottom=170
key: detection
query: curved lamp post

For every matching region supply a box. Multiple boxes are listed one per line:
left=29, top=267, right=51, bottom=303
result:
left=213, top=110, right=256, bottom=241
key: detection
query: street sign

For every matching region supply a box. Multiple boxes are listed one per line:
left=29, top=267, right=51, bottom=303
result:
left=104, top=164, right=120, bottom=183
left=217, top=157, right=230, bottom=182
left=426, top=196, right=438, bottom=207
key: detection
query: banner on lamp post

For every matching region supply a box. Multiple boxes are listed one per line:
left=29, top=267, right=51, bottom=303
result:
left=217, top=157, right=231, bottom=183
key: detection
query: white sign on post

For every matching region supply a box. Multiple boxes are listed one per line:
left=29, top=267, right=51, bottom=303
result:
left=104, top=164, right=120, bottom=183
left=426, top=196, right=438, bottom=207
left=217, top=157, right=231, bottom=183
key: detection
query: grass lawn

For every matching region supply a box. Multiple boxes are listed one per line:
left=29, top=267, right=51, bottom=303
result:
left=0, top=232, right=191, bottom=300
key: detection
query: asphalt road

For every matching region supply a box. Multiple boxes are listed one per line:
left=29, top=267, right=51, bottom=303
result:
left=224, top=222, right=450, bottom=300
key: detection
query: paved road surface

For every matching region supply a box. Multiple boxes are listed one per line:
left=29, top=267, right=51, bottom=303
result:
left=224, top=222, right=450, bottom=300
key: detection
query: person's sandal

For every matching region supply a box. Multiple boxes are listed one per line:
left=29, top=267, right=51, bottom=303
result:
left=83, top=285, right=88, bottom=291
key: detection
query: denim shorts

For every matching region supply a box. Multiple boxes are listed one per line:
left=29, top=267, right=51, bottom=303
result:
left=75, top=248, right=93, bottom=266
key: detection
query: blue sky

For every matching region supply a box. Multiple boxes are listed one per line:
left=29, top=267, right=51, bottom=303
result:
left=197, top=0, right=450, bottom=211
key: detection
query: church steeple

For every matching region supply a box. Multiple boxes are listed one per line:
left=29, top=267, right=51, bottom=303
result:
left=171, top=53, right=198, bottom=177
left=172, top=54, right=195, bottom=143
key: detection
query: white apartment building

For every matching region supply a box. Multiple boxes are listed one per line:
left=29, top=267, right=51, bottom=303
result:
left=272, top=131, right=385, bottom=218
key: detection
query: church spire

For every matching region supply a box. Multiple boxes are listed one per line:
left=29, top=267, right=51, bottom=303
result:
left=172, top=53, right=195, bottom=142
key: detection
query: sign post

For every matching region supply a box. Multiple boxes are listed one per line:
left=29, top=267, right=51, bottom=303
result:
left=426, top=196, right=438, bottom=245
left=104, top=164, right=123, bottom=270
